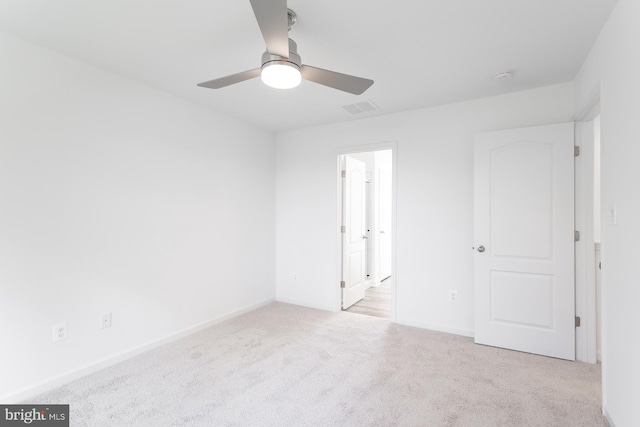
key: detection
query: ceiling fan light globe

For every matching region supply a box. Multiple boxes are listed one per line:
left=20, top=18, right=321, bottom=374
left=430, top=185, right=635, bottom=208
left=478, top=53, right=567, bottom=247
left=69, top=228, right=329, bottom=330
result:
left=261, top=62, right=301, bottom=89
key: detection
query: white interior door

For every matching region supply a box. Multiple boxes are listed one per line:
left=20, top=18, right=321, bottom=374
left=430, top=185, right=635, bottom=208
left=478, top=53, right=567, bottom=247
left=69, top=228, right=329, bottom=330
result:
left=474, top=122, right=575, bottom=360
left=342, top=155, right=367, bottom=309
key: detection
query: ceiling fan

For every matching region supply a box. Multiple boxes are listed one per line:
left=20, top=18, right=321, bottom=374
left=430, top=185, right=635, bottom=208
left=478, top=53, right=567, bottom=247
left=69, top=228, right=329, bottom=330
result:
left=197, top=0, right=374, bottom=95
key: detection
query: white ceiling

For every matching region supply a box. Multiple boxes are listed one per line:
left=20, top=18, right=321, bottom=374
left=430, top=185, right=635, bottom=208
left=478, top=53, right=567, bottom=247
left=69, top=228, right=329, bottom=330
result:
left=0, top=0, right=617, bottom=132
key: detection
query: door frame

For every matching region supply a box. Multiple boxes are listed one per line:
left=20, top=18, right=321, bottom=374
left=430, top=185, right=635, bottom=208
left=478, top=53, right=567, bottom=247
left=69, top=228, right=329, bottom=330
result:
left=574, top=95, right=601, bottom=364
left=335, top=142, right=398, bottom=321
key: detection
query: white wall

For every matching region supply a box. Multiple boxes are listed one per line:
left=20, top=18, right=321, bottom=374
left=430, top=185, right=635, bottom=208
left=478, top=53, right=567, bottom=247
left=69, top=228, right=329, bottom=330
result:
left=347, top=152, right=375, bottom=169
left=275, top=83, right=573, bottom=335
left=594, top=116, right=602, bottom=242
left=574, top=1, right=640, bottom=425
left=594, top=116, right=602, bottom=362
left=0, top=32, right=275, bottom=400
left=374, top=149, right=393, bottom=285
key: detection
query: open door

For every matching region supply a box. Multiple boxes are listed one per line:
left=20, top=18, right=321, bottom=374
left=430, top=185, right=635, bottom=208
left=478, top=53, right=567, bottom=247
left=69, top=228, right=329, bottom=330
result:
left=474, top=122, right=575, bottom=360
left=341, top=155, right=367, bottom=309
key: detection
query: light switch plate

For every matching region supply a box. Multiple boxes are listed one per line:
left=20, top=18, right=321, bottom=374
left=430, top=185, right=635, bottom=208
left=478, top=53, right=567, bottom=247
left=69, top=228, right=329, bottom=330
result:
left=101, top=312, right=112, bottom=329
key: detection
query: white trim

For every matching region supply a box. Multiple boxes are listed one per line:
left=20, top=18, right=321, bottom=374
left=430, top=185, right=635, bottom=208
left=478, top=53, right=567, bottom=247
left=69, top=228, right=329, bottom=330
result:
left=574, top=120, right=598, bottom=364
left=573, top=84, right=601, bottom=122
left=395, top=318, right=475, bottom=338
left=0, top=298, right=274, bottom=403
left=335, top=141, right=398, bottom=322
left=275, top=297, right=335, bottom=312
left=603, top=407, right=616, bottom=427
left=573, top=85, right=605, bottom=408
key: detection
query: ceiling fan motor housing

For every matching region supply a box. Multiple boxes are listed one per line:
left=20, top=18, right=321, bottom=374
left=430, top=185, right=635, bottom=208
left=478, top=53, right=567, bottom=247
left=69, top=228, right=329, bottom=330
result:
left=261, top=38, right=301, bottom=71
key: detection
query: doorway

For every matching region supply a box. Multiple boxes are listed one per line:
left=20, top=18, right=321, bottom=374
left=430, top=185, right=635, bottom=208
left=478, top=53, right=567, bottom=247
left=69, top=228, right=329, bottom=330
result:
left=338, top=149, right=393, bottom=319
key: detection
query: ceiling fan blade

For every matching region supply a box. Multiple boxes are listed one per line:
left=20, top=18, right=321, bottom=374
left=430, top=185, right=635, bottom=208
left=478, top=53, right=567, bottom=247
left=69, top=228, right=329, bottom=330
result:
left=301, top=65, right=374, bottom=95
left=197, top=68, right=261, bottom=89
left=249, top=0, right=289, bottom=58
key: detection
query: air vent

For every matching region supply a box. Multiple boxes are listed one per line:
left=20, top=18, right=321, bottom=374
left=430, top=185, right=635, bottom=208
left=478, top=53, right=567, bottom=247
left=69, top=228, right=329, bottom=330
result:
left=342, top=100, right=380, bottom=115
left=343, top=104, right=362, bottom=115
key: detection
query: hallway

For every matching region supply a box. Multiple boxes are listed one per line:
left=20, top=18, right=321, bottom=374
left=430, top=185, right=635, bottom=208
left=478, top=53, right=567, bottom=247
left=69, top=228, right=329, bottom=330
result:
left=345, top=279, right=391, bottom=319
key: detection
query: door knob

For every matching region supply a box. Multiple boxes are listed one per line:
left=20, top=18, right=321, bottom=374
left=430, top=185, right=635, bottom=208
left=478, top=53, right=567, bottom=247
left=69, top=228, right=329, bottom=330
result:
left=362, top=235, right=368, bottom=240
left=477, top=245, right=486, bottom=253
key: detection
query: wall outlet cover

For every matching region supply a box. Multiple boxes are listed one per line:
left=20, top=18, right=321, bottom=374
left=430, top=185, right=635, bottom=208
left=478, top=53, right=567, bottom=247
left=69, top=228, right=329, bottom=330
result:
left=52, top=322, right=67, bottom=342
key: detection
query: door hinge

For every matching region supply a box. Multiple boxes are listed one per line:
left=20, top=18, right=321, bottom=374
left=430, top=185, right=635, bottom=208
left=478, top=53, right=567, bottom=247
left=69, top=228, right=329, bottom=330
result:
left=575, top=230, right=581, bottom=242
left=341, top=225, right=346, bottom=233
left=574, top=146, right=580, bottom=157
left=575, top=316, right=581, bottom=327
left=341, top=170, right=346, bottom=178
left=340, top=281, right=346, bottom=289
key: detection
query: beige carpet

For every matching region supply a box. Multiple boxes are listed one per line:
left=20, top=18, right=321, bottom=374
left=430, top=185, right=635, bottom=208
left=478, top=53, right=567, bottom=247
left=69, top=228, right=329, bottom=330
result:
left=29, top=302, right=606, bottom=426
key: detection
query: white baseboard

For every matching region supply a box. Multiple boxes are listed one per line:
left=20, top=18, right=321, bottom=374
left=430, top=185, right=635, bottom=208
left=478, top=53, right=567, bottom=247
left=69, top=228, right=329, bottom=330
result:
left=395, top=318, right=475, bottom=338
left=603, top=407, right=616, bottom=427
left=1, top=298, right=274, bottom=403
left=275, top=299, right=475, bottom=338
left=275, top=297, right=336, bottom=312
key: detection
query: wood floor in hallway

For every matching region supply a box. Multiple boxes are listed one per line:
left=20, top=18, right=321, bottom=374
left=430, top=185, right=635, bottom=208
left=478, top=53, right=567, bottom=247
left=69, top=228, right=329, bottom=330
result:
left=345, top=279, right=391, bottom=319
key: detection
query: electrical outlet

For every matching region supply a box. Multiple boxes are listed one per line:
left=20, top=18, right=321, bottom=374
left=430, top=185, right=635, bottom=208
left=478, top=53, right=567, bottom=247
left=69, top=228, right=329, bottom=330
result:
left=292, top=273, right=298, bottom=281
left=448, top=290, right=458, bottom=302
left=100, top=312, right=112, bottom=329
left=52, top=322, right=67, bottom=342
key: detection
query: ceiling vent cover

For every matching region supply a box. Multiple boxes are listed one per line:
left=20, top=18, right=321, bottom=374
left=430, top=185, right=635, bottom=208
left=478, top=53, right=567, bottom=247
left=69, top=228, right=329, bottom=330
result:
left=342, top=100, right=379, bottom=115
